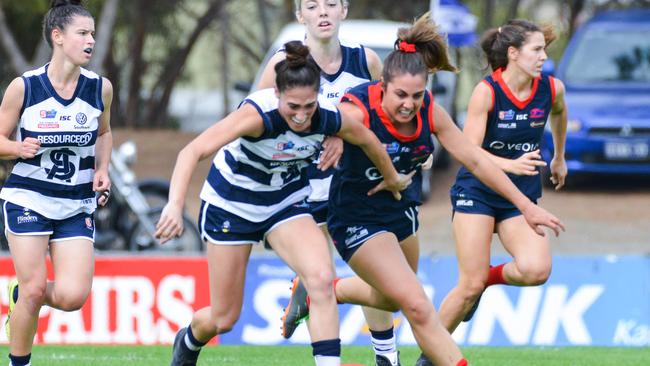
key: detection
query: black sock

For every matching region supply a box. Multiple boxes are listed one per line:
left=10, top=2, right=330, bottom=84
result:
left=9, top=353, right=31, bottom=366
left=311, top=338, right=341, bottom=357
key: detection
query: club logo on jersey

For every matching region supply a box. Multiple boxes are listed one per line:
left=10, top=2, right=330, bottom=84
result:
left=40, top=109, right=57, bottom=119
left=530, top=121, right=545, bottom=128
left=76, top=113, right=88, bottom=125
left=498, top=110, right=515, bottom=121
left=384, top=142, right=400, bottom=154
left=530, top=108, right=545, bottom=119
left=221, top=220, right=231, bottom=233
left=45, top=148, right=77, bottom=182
left=276, top=141, right=295, bottom=151
left=497, top=122, right=517, bottom=129
left=17, top=209, right=38, bottom=224
left=85, top=217, right=93, bottom=230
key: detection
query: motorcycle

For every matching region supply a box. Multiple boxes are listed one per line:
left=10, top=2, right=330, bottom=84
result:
left=0, top=141, right=203, bottom=252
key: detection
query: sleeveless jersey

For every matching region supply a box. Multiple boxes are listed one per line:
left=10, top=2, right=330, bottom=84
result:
left=329, top=81, right=436, bottom=223
left=0, top=64, right=103, bottom=219
left=305, top=39, right=373, bottom=202
left=199, top=88, right=341, bottom=222
left=453, top=68, right=556, bottom=206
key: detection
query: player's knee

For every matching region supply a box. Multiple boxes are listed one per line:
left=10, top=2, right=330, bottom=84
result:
left=301, top=268, right=334, bottom=302
left=458, top=278, right=486, bottom=300
left=399, top=293, right=433, bottom=325
left=212, top=311, right=240, bottom=334
left=518, top=261, right=551, bottom=286
left=56, top=291, right=90, bottom=311
left=19, top=282, right=47, bottom=311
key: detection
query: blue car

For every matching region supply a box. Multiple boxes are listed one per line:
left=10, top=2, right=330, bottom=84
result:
left=541, top=9, right=650, bottom=176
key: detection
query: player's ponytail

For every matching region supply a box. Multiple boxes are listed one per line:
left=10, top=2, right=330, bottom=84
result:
left=44, top=0, right=92, bottom=48
left=481, top=19, right=556, bottom=71
left=274, top=41, right=321, bottom=92
left=382, top=12, right=458, bottom=83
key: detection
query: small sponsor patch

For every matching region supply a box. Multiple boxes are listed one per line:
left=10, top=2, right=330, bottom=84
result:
left=497, top=122, right=517, bottom=129
left=76, top=112, right=88, bottom=125
left=456, top=199, right=474, bottom=207
left=530, top=121, right=545, bottom=128
left=17, top=210, right=38, bottom=224
left=40, top=109, right=57, bottom=119
left=85, top=217, right=93, bottom=229
left=498, top=110, right=515, bottom=121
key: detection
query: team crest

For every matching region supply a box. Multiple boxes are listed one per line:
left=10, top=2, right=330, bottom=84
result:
left=221, top=220, right=231, bottom=233
left=85, top=217, right=93, bottom=229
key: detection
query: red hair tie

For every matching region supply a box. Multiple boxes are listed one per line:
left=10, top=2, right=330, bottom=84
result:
left=399, top=41, right=416, bottom=53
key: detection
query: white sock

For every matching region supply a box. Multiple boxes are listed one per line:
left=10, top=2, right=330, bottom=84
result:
left=184, top=333, right=202, bottom=351
left=372, top=333, right=398, bottom=363
left=314, top=355, right=340, bottom=366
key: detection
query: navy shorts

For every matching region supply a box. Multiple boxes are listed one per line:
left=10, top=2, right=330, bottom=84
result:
left=198, top=200, right=312, bottom=245
left=3, top=201, right=95, bottom=242
left=329, top=206, right=419, bottom=262
left=308, top=200, right=328, bottom=226
left=450, top=191, right=535, bottom=223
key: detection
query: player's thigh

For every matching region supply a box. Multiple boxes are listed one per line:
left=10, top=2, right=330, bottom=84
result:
left=267, top=216, right=332, bottom=279
left=7, top=233, right=50, bottom=286
left=49, top=238, right=95, bottom=295
left=497, top=215, right=551, bottom=268
left=452, top=213, right=494, bottom=280
left=205, top=242, right=252, bottom=317
left=400, top=234, right=420, bottom=273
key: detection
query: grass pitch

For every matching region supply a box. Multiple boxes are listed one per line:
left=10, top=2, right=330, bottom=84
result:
left=0, top=345, right=647, bottom=365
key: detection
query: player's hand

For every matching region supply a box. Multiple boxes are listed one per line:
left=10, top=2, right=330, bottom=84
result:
left=155, top=203, right=184, bottom=244
left=93, top=169, right=112, bottom=206
left=507, top=149, right=546, bottom=176
left=367, top=170, right=416, bottom=201
left=16, top=137, right=40, bottom=159
left=549, top=156, right=567, bottom=190
left=521, top=202, right=565, bottom=237
left=317, top=136, right=343, bottom=170
left=421, top=154, right=434, bottom=170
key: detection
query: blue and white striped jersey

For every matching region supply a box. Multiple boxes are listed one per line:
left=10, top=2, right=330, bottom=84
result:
left=309, top=39, right=373, bottom=202
left=199, top=88, right=341, bottom=222
left=0, top=64, right=103, bottom=219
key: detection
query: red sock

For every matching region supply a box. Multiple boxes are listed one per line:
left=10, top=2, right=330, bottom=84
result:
left=486, top=263, right=507, bottom=286
left=456, top=358, right=468, bottom=366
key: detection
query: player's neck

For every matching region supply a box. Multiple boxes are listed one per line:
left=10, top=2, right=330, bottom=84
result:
left=501, top=67, right=533, bottom=97
left=47, top=57, right=81, bottom=87
left=305, top=37, right=342, bottom=72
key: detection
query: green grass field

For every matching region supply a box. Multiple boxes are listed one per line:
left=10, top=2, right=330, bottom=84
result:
left=0, top=345, right=647, bottom=365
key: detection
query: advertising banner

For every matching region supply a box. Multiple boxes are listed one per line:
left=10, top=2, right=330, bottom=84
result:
left=1, top=255, right=647, bottom=346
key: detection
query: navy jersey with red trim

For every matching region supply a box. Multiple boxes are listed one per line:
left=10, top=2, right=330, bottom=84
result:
left=454, top=68, right=556, bottom=205
left=329, top=81, right=436, bottom=223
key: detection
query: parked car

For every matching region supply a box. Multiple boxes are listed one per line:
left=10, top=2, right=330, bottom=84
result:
left=541, top=9, right=650, bottom=178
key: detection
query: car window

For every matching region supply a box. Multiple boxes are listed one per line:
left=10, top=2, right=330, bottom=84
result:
left=565, top=28, right=650, bottom=83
